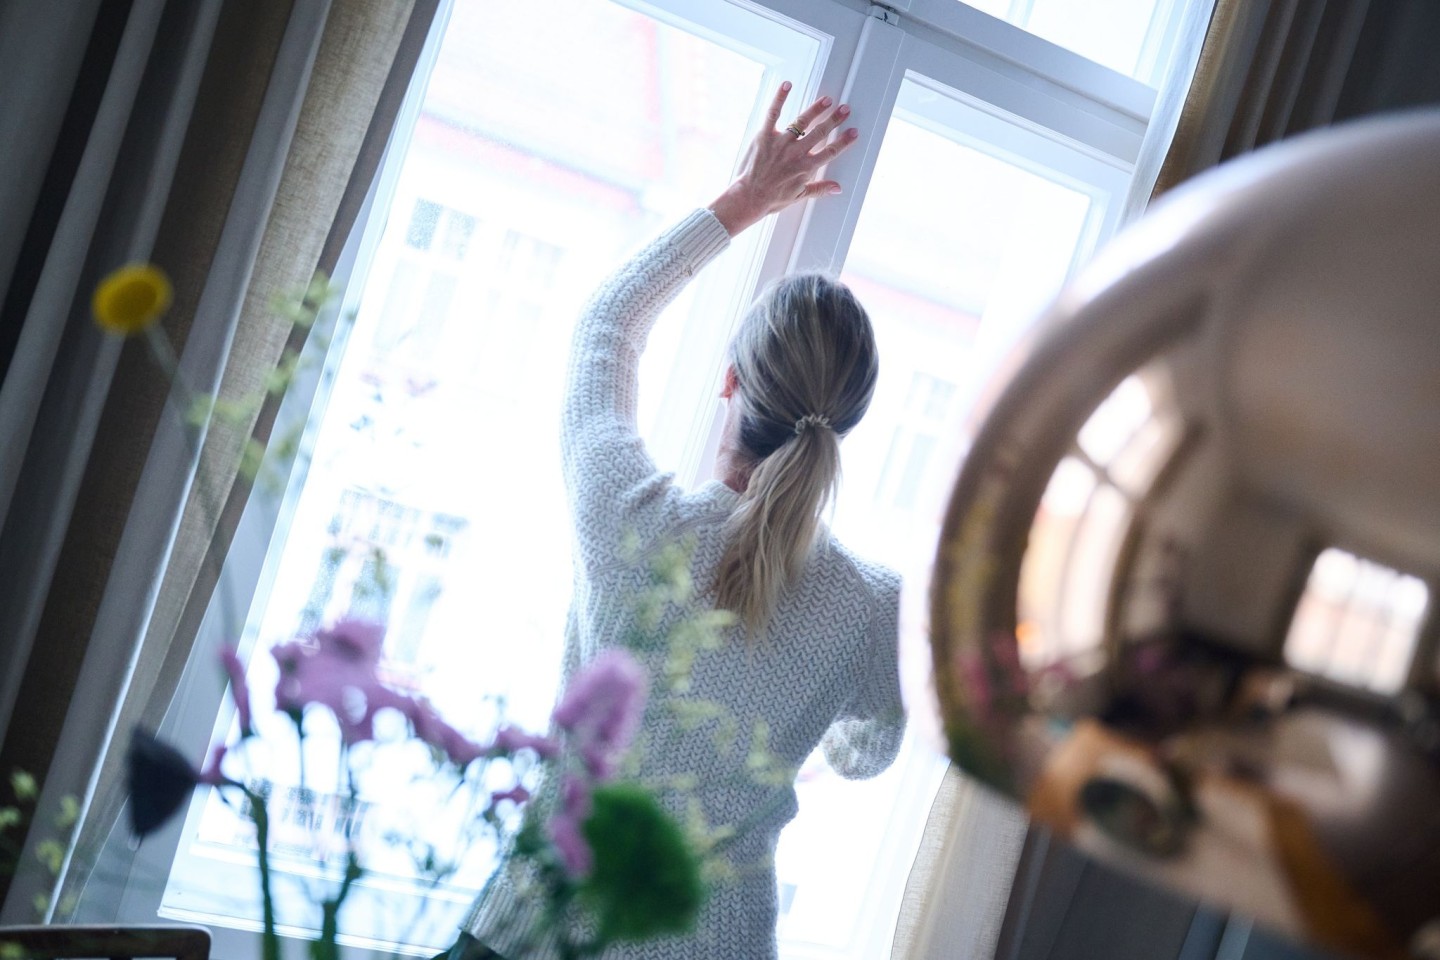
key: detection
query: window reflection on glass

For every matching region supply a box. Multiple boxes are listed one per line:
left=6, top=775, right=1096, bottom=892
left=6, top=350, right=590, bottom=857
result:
left=1061, top=483, right=1131, bottom=651
left=1285, top=548, right=1429, bottom=694
left=1078, top=375, right=1151, bottom=464
left=959, top=0, right=1186, bottom=82
left=1018, top=372, right=1181, bottom=670
left=1109, top=412, right=1182, bottom=494
left=1020, top=456, right=1097, bottom=669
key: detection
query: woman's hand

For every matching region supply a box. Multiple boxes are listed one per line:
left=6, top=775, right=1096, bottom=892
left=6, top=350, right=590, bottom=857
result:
left=708, top=82, right=859, bottom=237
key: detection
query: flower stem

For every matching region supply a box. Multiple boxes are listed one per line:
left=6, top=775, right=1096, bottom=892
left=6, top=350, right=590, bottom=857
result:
left=312, top=758, right=361, bottom=960
left=142, top=316, right=243, bottom=638
left=244, top=786, right=280, bottom=960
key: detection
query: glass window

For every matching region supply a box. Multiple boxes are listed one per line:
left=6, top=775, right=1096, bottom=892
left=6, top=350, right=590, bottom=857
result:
left=1078, top=375, right=1152, bottom=465
left=1285, top=548, right=1430, bottom=694
left=154, top=0, right=821, bottom=947
left=1019, top=456, right=1098, bottom=668
left=1018, top=372, right=1181, bottom=671
left=953, top=0, right=1190, bottom=82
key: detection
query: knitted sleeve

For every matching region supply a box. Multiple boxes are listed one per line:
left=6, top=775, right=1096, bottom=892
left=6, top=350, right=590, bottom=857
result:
left=822, top=571, right=906, bottom=779
left=561, top=209, right=731, bottom=571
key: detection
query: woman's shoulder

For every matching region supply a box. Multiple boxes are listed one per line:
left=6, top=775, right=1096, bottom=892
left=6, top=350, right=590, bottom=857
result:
left=808, top=535, right=901, bottom=606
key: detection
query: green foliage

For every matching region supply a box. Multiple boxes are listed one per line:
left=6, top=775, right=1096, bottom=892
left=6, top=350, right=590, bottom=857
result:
left=9, top=771, right=37, bottom=801
left=35, top=839, right=66, bottom=874
left=580, top=784, right=703, bottom=944
left=743, top=721, right=795, bottom=788
left=265, top=349, right=303, bottom=396
left=669, top=698, right=738, bottom=757
left=1, top=768, right=81, bottom=920
left=663, top=610, right=733, bottom=695
left=680, top=795, right=737, bottom=887
left=55, top=795, right=80, bottom=830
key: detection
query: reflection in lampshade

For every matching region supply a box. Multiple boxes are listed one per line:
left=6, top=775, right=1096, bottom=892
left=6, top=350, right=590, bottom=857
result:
left=931, top=112, right=1440, bottom=960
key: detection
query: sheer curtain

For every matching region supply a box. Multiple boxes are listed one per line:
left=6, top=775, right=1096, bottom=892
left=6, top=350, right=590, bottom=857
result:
left=0, top=0, right=439, bottom=922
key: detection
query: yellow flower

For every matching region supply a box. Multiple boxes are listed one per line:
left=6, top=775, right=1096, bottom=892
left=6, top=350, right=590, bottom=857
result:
left=92, top=264, right=172, bottom=335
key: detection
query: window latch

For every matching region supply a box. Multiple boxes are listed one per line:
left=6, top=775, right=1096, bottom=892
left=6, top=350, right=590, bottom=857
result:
left=868, top=3, right=901, bottom=25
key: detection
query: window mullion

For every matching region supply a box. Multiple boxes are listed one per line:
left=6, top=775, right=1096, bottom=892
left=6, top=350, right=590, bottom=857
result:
left=788, top=13, right=907, bottom=273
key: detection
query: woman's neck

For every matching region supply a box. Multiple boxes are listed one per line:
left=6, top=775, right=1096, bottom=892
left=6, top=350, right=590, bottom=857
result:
left=714, top=442, right=751, bottom=493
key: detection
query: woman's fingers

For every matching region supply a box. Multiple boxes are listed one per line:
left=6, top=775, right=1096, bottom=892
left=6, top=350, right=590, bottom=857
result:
left=788, top=95, right=834, bottom=137
left=802, top=102, right=851, bottom=145
left=798, top=179, right=842, bottom=200
left=708, top=82, right=855, bottom=234
left=809, top=128, right=860, bottom=166
left=764, top=81, right=792, bottom=129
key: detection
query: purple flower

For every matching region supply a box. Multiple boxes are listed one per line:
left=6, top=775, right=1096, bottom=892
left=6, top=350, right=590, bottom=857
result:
left=315, top=617, right=385, bottom=667
left=561, top=774, right=591, bottom=817
left=991, top=631, right=1029, bottom=696
left=271, top=619, right=410, bottom=745
left=198, top=744, right=229, bottom=786
left=405, top=699, right=487, bottom=767
left=548, top=774, right=595, bottom=878
left=489, top=724, right=559, bottom=760
left=489, top=784, right=532, bottom=810
left=956, top=649, right=992, bottom=715
left=550, top=813, right=592, bottom=878
left=219, top=647, right=253, bottom=737
left=552, top=649, right=647, bottom=780
left=270, top=639, right=307, bottom=714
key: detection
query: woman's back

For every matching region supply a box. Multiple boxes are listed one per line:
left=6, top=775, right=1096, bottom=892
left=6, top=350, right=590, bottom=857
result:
left=464, top=87, right=902, bottom=960
left=571, top=482, right=901, bottom=958
left=466, top=210, right=903, bottom=960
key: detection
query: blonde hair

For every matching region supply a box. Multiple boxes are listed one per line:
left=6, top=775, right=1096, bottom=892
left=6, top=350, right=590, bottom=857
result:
left=715, top=273, right=879, bottom=636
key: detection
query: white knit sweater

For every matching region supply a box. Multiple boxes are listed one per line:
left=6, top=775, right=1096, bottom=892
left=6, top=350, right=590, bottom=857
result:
left=463, top=209, right=905, bottom=959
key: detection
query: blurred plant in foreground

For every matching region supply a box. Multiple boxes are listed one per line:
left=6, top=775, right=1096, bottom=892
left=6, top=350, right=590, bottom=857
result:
left=88, top=263, right=784, bottom=959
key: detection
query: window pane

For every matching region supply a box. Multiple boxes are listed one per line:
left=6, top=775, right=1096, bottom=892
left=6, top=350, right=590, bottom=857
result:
left=1060, top=483, right=1131, bottom=654
left=1284, top=549, right=1429, bottom=694
left=959, top=0, right=1184, bottom=81
left=1020, top=457, right=1098, bottom=669
left=1077, top=375, right=1151, bottom=466
left=1108, top=411, right=1182, bottom=494
left=160, top=0, right=817, bottom=946
left=1078, top=370, right=1183, bottom=496
left=774, top=77, right=1103, bottom=956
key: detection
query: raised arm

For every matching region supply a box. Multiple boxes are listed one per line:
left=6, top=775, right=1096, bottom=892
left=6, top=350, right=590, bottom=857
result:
left=560, top=212, right=731, bottom=571
left=562, top=83, right=860, bottom=571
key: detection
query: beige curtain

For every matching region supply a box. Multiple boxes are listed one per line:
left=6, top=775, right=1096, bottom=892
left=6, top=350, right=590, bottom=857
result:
left=53, top=0, right=439, bottom=919
left=0, top=0, right=438, bottom=922
left=893, top=1, right=1388, bottom=955
left=97, top=0, right=429, bottom=832
left=1151, top=0, right=1373, bottom=199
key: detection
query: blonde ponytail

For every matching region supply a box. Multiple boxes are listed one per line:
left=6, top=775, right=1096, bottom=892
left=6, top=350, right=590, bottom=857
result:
left=715, top=274, right=879, bottom=636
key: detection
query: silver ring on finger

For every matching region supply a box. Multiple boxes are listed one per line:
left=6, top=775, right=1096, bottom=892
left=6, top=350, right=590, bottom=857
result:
left=785, top=121, right=806, bottom=138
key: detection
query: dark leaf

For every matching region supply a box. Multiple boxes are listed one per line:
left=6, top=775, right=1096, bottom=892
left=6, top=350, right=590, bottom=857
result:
left=125, top=729, right=200, bottom=838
